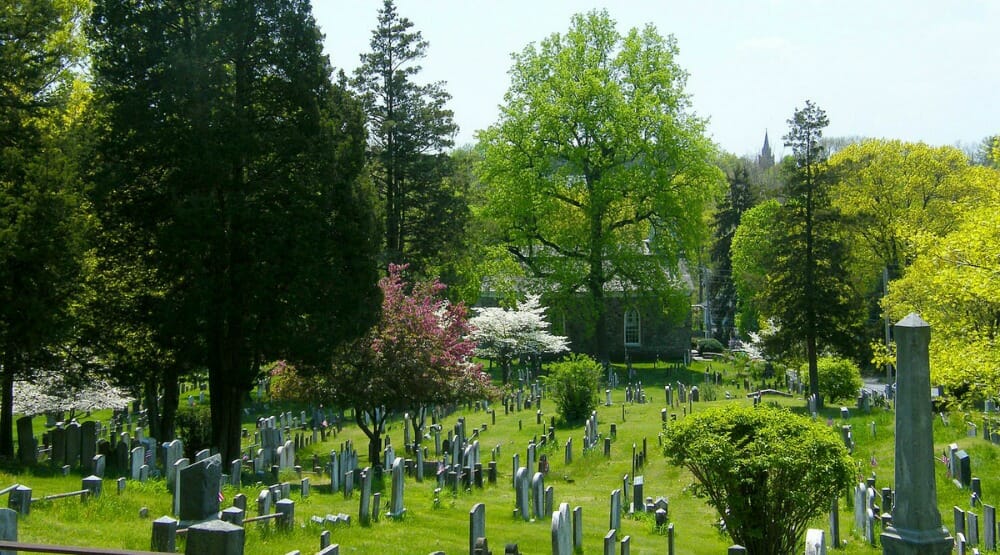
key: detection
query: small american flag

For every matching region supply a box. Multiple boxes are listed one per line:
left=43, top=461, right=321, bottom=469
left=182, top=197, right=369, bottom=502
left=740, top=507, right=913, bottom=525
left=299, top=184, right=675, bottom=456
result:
left=218, top=490, right=225, bottom=503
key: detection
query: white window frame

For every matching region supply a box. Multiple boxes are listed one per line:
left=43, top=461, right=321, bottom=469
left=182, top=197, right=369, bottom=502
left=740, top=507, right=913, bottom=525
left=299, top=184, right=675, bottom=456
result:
left=624, top=309, right=641, bottom=347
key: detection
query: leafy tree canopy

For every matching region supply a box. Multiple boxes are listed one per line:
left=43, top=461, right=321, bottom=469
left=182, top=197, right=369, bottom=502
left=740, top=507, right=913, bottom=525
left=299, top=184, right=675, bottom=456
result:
left=884, top=180, right=1000, bottom=403
left=829, top=140, right=992, bottom=281
left=478, top=9, right=722, bottom=361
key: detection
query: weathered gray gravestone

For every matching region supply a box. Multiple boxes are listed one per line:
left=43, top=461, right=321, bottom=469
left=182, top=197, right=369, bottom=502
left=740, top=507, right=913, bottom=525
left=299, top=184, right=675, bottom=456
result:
left=51, top=425, right=66, bottom=467
left=515, top=467, right=530, bottom=521
left=531, top=472, right=545, bottom=520
left=131, top=446, right=145, bottom=480
left=65, top=421, right=81, bottom=468
left=80, top=421, right=97, bottom=474
left=184, top=518, right=244, bottom=555
left=388, top=457, right=405, bottom=518
left=610, top=489, right=622, bottom=532
left=984, top=504, right=996, bottom=551
left=806, top=528, right=826, bottom=555
left=0, top=507, right=17, bottom=555
left=968, top=511, right=979, bottom=546
left=8, top=486, right=31, bottom=515
left=470, top=502, right=486, bottom=555
left=164, top=439, right=184, bottom=488
left=603, top=529, right=617, bottom=555
left=177, top=454, right=221, bottom=522
left=955, top=451, right=971, bottom=487
left=151, top=516, right=177, bottom=552
left=16, top=416, right=36, bottom=465
left=573, top=506, right=583, bottom=550
left=881, top=313, right=954, bottom=555
left=358, top=468, right=371, bottom=526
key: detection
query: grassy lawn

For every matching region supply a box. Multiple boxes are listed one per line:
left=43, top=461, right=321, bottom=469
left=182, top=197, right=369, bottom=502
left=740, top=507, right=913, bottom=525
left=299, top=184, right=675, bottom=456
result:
left=3, top=360, right=997, bottom=554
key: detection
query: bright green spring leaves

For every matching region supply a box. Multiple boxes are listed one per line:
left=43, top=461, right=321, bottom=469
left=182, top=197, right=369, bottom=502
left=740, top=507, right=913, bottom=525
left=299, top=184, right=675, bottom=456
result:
left=664, top=404, right=853, bottom=555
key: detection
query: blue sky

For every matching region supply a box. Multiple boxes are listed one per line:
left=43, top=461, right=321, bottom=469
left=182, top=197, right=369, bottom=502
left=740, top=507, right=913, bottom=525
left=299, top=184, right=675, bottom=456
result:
left=316, top=1, right=999, bottom=158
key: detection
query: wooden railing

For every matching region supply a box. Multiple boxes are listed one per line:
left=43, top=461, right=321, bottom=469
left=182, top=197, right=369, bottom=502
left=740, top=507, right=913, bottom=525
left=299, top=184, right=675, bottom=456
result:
left=0, top=541, right=163, bottom=555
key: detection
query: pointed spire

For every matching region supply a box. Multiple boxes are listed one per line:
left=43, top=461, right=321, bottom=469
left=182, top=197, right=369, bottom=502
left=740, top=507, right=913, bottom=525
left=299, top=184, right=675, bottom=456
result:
left=758, top=130, right=774, bottom=169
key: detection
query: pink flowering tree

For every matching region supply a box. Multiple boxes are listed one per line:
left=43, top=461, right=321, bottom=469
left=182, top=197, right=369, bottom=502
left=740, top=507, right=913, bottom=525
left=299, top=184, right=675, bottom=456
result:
left=326, top=264, right=493, bottom=468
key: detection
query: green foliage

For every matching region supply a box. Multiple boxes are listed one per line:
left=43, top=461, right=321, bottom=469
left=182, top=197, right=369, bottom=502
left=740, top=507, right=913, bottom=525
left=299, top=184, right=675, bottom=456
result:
left=663, top=404, right=853, bottom=554
left=750, top=102, right=865, bottom=403
left=0, top=0, right=92, bottom=456
left=730, top=199, right=781, bottom=336
left=352, top=0, right=462, bottom=274
left=89, top=0, right=381, bottom=463
left=478, top=10, right=723, bottom=361
left=175, top=404, right=212, bottom=460
left=694, top=337, right=725, bottom=355
left=883, top=182, right=1000, bottom=404
left=709, top=163, right=757, bottom=344
left=802, top=356, right=862, bottom=403
left=544, top=354, right=601, bottom=424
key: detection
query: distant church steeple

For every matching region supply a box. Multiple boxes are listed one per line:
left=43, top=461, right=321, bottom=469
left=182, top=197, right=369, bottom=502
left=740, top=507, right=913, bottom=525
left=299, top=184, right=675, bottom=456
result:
left=757, top=131, right=774, bottom=169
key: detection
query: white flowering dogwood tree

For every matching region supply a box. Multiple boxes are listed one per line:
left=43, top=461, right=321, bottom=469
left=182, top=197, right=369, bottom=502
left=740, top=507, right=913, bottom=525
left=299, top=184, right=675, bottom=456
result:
left=470, top=294, right=569, bottom=384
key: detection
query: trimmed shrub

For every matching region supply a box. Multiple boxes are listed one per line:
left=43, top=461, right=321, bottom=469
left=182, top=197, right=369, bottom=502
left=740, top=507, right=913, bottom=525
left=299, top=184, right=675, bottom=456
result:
left=543, top=354, right=601, bottom=424
left=804, top=356, right=863, bottom=403
left=695, top=337, right=725, bottom=355
left=664, top=404, right=853, bottom=554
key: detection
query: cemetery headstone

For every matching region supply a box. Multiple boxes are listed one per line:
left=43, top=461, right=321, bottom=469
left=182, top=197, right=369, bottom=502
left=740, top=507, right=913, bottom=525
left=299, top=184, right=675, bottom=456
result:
left=610, top=489, right=622, bottom=532
left=388, top=457, right=406, bottom=518
left=470, top=502, right=486, bottom=555
left=16, top=416, right=36, bottom=465
left=880, top=314, right=954, bottom=555
left=176, top=454, right=221, bottom=522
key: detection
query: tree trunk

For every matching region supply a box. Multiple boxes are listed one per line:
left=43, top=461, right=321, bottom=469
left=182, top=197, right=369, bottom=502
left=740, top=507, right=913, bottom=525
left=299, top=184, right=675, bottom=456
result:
left=0, top=354, right=15, bottom=458
left=144, top=375, right=161, bottom=441
left=209, top=369, right=245, bottom=465
left=410, top=406, right=425, bottom=451
left=159, top=365, right=180, bottom=442
left=807, top=333, right=821, bottom=409
left=355, top=408, right=383, bottom=471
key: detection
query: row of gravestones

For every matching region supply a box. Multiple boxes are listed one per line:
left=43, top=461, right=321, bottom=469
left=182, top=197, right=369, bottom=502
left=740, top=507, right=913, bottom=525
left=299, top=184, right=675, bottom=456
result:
left=16, top=415, right=161, bottom=479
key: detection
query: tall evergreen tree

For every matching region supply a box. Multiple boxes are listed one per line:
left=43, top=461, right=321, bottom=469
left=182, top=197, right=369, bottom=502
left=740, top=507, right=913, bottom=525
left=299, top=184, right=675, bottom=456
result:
left=89, top=0, right=380, bottom=463
left=352, top=0, right=463, bottom=275
left=763, top=101, right=862, bottom=406
left=0, top=0, right=90, bottom=458
left=709, top=164, right=756, bottom=344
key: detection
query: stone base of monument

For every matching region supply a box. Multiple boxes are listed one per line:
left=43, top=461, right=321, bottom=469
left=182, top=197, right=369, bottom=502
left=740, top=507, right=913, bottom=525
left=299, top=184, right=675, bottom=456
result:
left=880, top=525, right=953, bottom=555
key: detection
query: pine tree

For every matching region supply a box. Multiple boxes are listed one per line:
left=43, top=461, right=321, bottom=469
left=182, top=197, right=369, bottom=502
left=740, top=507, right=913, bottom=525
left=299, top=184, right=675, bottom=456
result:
left=763, top=101, right=863, bottom=406
left=709, top=164, right=756, bottom=344
left=352, top=0, right=463, bottom=276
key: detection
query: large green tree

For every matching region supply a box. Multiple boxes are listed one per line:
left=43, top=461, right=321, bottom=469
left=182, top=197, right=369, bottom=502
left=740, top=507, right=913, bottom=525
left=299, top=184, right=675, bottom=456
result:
left=829, top=140, right=990, bottom=282
left=763, top=101, right=863, bottom=404
left=89, top=0, right=380, bottom=463
left=0, top=0, right=90, bottom=458
left=883, top=181, right=1000, bottom=403
left=352, top=0, right=463, bottom=276
left=478, top=10, right=722, bottom=362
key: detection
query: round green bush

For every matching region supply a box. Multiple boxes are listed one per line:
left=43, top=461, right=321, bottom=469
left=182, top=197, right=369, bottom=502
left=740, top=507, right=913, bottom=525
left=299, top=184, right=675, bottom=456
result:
left=695, top=337, right=725, bottom=355
left=543, top=354, right=601, bottom=424
left=803, top=356, right=863, bottom=403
